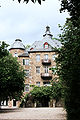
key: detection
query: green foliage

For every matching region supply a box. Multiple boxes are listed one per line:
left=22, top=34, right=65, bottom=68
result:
left=0, top=41, right=9, bottom=58
left=0, top=42, right=25, bottom=101
left=60, top=0, right=80, bottom=26
left=49, top=67, right=57, bottom=75
left=26, top=44, right=30, bottom=49
left=59, top=1, right=80, bottom=120
left=56, top=21, right=80, bottom=120
left=51, top=81, right=62, bottom=100
left=20, top=93, right=29, bottom=107
left=30, top=82, right=62, bottom=101
left=17, top=0, right=45, bottom=4
left=20, top=83, right=62, bottom=107
left=30, top=86, right=51, bottom=100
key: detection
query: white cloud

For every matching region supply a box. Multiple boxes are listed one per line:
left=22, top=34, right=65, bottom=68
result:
left=0, top=0, right=69, bottom=46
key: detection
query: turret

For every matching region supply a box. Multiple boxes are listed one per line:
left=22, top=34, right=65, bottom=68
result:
left=9, top=39, right=25, bottom=57
left=43, top=26, right=53, bottom=38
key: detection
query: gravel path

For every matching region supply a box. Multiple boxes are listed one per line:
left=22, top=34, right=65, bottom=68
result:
left=0, top=107, right=66, bottom=120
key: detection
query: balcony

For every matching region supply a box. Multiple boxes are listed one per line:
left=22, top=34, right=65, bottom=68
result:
left=42, top=59, right=51, bottom=64
left=41, top=73, right=52, bottom=80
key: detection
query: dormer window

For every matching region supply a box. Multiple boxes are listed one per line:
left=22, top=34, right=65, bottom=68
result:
left=44, top=42, right=48, bottom=49
left=30, top=48, right=33, bottom=50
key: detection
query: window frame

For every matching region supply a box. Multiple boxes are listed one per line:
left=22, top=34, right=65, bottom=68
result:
left=24, top=70, right=29, bottom=77
left=52, top=54, right=57, bottom=61
left=44, top=42, right=49, bottom=49
left=36, top=82, right=40, bottom=87
left=24, top=84, right=29, bottom=92
left=44, top=66, right=49, bottom=73
left=44, top=54, right=48, bottom=60
left=36, top=66, right=40, bottom=74
left=23, top=59, right=29, bottom=65
left=43, top=82, right=51, bottom=86
left=36, top=54, right=40, bottom=62
left=14, top=52, right=18, bottom=57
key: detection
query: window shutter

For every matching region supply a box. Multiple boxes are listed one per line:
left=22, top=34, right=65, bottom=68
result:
left=23, top=59, right=25, bottom=65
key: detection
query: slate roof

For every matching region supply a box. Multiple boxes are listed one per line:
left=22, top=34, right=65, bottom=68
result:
left=27, top=26, right=61, bottom=53
left=18, top=52, right=29, bottom=57
left=9, top=39, right=25, bottom=50
left=28, top=34, right=61, bottom=52
left=10, top=26, right=61, bottom=57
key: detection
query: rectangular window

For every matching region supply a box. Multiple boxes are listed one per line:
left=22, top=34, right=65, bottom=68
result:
left=45, top=44, right=48, bottom=49
left=14, top=52, right=18, bottom=57
left=24, top=84, right=29, bottom=92
left=52, top=54, right=56, bottom=61
left=43, top=82, right=51, bottom=86
left=24, top=70, right=29, bottom=77
left=36, top=66, right=40, bottom=74
left=36, top=82, right=40, bottom=87
left=44, top=66, right=48, bottom=73
left=23, top=59, right=29, bottom=65
left=36, top=54, right=40, bottom=62
left=44, top=54, right=48, bottom=60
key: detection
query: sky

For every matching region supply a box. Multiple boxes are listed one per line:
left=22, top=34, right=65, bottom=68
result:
left=0, top=0, right=69, bottom=46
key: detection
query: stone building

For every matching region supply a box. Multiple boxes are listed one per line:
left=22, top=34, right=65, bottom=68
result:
left=1, top=26, right=61, bottom=108
left=10, top=26, right=61, bottom=93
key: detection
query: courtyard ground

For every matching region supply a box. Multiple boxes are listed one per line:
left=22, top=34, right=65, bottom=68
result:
left=0, top=107, right=66, bottom=120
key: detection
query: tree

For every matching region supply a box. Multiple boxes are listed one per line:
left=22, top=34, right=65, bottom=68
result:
left=60, top=0, right=80, bottom=26
left=57, top=1, right=80, bottom=120
left=17, top=0, right=45, bottom=5
left=31, top=82, right=62, bottom=102
left=0, top=42, right=25, bottom=102
left=26, top=44, right=30, bottom=49
left=0, top=41, right=9, bottom=58
left=56, top=20, right=80, bottom=120
left=20, top=82, right=62, bottom=107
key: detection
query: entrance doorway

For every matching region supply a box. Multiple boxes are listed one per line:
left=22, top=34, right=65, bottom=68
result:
left=36, top=98, right=49, bottom=107
left=13, top=100, right=16, bottom=107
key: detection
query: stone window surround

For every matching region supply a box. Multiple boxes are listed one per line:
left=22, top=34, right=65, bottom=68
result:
left=36, top=54, right=40, bottom=62
left=24, top=84, right=29, bottom=92
left=36, top=66, right=40, bottom=74
left=24, top=70, right=30, bottom=77
left=23, top=59, right=29, bottom=65
left=36, top=82, right=40, bottom=87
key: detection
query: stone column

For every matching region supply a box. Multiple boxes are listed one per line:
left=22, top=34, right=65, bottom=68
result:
left=48, top=102, right=50, bottom=107
left=53, top=99, right=56, bottom=108
left=34, top=102, right=37, bottom=108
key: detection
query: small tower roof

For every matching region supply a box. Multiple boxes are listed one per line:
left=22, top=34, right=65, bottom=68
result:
left=9, top=39, right=25, bottom=50
left=46, top=26, right=50, bottom=34
left=43, top=26, right=53, bottom=38
left=28, top=26, right=61, bottom=52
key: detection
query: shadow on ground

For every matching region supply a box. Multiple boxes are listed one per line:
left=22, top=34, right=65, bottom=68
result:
left=0, top=108, right=21, bottom=113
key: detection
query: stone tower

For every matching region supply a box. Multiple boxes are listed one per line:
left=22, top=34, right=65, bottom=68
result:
left=9, top=39, right=25, bottom=57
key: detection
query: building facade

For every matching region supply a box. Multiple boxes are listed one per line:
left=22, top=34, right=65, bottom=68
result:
left=1, top=26, right=61, bottom=108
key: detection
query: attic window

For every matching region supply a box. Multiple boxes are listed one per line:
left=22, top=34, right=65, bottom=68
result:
left=30, top=48, right=33, bottom=50
left=44, top=42, right=48, bottom=49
